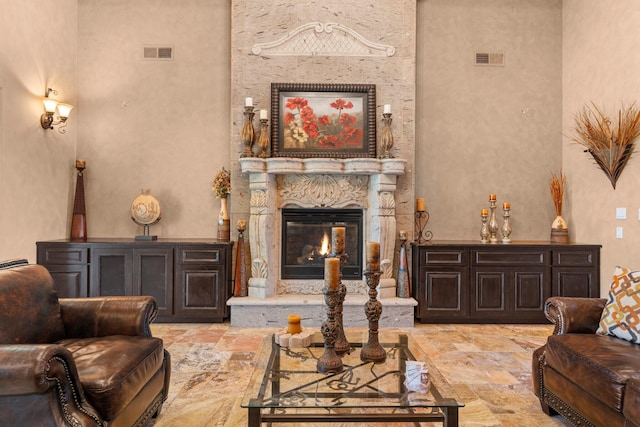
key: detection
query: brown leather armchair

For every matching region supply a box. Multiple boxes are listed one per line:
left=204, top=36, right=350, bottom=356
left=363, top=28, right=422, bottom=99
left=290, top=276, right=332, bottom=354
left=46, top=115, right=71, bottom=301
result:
left=0, top=260, right=171, bottom=426
left=533, top=296, right=640, bottom=427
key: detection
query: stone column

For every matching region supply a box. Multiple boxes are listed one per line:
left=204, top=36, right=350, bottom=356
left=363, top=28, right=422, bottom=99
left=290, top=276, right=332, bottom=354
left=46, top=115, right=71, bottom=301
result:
left=248, top=172, right=277, bottom=298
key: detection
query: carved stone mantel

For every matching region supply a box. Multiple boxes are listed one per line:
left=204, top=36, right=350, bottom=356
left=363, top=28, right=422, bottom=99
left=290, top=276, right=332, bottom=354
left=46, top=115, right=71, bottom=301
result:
left=239, top=157, right=406, bottom=298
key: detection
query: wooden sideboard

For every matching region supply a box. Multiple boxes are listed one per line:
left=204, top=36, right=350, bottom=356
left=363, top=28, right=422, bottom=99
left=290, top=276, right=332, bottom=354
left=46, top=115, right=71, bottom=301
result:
left=411, top=241, right=601, bottom=323
left=37, top=239, right=233, bottom=323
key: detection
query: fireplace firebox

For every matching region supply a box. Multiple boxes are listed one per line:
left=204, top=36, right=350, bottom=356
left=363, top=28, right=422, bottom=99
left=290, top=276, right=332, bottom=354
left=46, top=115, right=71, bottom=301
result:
left=281, top=208, right=363, bottom=280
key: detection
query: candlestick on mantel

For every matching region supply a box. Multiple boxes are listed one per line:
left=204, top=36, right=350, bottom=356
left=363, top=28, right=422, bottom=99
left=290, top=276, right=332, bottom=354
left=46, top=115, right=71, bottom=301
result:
left=366, top=242, right=380, bottom=272
left=325, top=257, right=341, bottom=290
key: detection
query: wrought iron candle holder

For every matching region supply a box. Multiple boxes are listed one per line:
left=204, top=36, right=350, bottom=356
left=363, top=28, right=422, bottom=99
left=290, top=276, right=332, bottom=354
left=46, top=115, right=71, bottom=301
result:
left=361, top=268, right=386, bottom=363
left=317, top=284, right=344, bottom=374
left=241, top=105, right=256, bottom=158
left=414, top=211, right=433, bottom=244
left=501, top=205, right=512, bottom=243
left=257, top=118, right=270, bottom=158
left=331, top=239, right=350, bottom=356
left=379, top=113, right=394, bottom=159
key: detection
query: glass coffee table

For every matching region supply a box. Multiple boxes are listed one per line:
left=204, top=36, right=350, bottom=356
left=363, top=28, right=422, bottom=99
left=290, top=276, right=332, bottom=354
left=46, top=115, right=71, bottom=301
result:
left=241, top=330, right=463, bottom=426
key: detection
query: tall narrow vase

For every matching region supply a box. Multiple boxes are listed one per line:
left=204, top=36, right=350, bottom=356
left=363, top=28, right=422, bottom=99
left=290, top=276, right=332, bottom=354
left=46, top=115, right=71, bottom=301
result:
left=217, top=197, right=230, bottom=241
left=70, top=160, right=87, bottom=241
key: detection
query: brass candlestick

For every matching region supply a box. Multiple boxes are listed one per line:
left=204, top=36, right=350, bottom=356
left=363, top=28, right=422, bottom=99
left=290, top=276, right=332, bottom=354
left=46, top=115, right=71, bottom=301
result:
left=488, top=198, right=499, bottom=243
left=317, top=284, right=344, bottom=374
left=361, top=268, right=386, bottom=363
left=502, top=206, right=512, bottom=243
left=257, top=118, right=270, bottom=158
left=241, top=106, right=256, bottom=157
left=480, top=211, right=489, bottom=243
left=379, top=113, right=394, bottom=159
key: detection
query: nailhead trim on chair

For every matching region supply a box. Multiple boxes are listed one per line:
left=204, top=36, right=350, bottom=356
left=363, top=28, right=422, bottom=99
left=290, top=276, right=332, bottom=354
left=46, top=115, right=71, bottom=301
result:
left=47, top=356, right=103, bottom=427
left=542, top=388, right=595, bottom=427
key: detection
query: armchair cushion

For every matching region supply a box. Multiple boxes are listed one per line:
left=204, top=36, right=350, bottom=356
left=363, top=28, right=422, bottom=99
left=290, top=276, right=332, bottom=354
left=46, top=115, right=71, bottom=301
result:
left=59, top=335, right=165, bottom=421
left=0, top=264, right=65, bottom=344
left=597, top=266, right=640, bottom=344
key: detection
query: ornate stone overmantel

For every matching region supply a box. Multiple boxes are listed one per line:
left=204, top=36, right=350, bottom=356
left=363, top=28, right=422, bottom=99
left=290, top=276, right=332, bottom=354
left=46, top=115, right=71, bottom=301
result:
left=239, top=157, right=406, bottom=299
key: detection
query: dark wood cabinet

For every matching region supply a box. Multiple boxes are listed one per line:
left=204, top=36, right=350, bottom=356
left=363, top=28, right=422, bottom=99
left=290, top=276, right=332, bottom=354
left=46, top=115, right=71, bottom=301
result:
left=412, top=241, right=600, bottom=323
left=37, top=239, right=233, bottom=322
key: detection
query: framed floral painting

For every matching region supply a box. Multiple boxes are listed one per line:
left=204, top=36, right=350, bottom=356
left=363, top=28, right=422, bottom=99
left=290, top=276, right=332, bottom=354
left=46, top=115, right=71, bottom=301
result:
left=271, top=83, right=376, bottom=158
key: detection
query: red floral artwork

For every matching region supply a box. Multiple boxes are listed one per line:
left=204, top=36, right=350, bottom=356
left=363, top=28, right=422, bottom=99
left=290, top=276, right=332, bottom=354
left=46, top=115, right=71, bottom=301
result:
left=283, top=97, right=363, bottom=150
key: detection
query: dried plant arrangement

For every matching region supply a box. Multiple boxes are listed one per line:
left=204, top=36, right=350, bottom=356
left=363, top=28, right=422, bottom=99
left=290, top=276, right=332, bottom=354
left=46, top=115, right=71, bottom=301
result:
left=571, top=102, right=640, bottom=189
left=549, top=170, right=565, bottom=217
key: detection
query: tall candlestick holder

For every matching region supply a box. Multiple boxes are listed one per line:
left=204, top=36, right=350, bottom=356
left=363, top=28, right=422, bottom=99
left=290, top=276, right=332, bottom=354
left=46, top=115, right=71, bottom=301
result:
left=234, top=220, right=248, bottom=296
left=257, top=118, right=270, bottom=158
left=501, top=207, right=512, bottom=243
left=379, top=113, right=394, bottom=159
left=332, top=248, right=350, bottom=355
left=361, top=268, right=386, bottom=363
left=241, top=106, right=256, bottom=157
left=480, top=212, right=489, bottom=243
left=317, top=285, right=344, bottom=374
left=414, top=211, right=433, bottom=244
left=488, top=199, right=499, bottom=243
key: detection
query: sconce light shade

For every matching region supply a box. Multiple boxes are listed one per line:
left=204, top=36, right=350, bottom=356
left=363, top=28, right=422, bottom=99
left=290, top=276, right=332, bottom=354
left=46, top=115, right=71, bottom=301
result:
left=57, top=103, right=74, bottom=119
left=42, top=97, right=58, bottom=113
left=40, top=88, right=73, bottom=133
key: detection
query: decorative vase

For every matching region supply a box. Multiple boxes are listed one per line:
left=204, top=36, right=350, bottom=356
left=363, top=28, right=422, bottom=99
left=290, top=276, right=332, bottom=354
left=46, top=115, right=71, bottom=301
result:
left=217, top=197, right=230, bottom=241
left=550, top=215, right=569, bottom=244
left=70, top=160, right=87, bottom=241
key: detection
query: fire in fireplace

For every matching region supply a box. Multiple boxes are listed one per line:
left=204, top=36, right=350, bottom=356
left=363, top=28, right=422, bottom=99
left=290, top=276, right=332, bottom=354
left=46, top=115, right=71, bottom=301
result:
left=281, top=208, right=363, bottom=280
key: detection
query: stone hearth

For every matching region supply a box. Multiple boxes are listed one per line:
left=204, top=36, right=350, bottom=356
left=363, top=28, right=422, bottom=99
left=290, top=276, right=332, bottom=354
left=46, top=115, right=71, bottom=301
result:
left=227, top=157, right=416, bottom=328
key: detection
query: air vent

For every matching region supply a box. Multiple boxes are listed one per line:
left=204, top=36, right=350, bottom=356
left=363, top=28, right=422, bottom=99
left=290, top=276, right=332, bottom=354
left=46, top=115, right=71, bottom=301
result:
left=142, top=46, right=174, bottom=61
left=475, top=52, right=504, bottom=66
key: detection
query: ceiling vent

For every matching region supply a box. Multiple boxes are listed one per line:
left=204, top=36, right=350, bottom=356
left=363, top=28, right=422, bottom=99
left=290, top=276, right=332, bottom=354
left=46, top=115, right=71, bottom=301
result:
left=475, top=52, right=504, bottom=66
left=142, top=46, right=174, bottom=61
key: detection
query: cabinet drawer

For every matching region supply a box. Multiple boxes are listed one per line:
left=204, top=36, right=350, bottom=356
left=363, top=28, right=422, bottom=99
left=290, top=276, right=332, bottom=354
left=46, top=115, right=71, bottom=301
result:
left=177, top=246, right=223, bottom=265
left=37, top=245, right=88, bottom=264
left=419, top=250, right=467, bottom=266
left=473, top=250, right=545, bottom=266
left=552, top=250, right=596, bottom=267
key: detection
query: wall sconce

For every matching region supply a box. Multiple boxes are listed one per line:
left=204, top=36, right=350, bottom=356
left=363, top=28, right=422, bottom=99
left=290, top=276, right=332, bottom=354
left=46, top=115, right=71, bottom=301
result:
left=41, top=88, right=73, bottom=133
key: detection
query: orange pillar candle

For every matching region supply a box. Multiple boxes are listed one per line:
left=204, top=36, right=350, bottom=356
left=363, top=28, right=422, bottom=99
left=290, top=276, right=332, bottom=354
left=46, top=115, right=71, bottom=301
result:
left=481, top=208, right=488, bottom=216
left=324, top=257, right=341, bottom=290
left=287, top=314, right=301, bottom=334
left=503, top=202, right=510, bottom=210
left=489, top=194, right=497, bottom=201
left=366, top=242, right=380, bottom=272
left=416, top=198, right=426, bottom=212
left=331, top=226, right=345, bottom=255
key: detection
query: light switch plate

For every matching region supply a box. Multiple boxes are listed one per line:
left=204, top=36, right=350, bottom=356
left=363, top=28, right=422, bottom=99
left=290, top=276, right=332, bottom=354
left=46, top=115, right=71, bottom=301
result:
left=616, top=227, right=623, bottom=239
left=616, top=207, right=627, bottom=219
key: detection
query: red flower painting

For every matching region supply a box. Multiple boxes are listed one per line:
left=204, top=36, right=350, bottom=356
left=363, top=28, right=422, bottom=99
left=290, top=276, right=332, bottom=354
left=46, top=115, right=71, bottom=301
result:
left=283, top=97, right=364, bottom=150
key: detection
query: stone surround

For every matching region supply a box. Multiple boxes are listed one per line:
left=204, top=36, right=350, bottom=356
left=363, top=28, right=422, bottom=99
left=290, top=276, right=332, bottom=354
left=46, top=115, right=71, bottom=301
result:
left=227, top=157, right=417, bottom=327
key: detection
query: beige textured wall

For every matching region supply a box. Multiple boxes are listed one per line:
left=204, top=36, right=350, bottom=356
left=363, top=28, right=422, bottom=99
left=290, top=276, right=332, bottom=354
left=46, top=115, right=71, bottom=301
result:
left=0, top=1, right=78, bottom=261
left=77, top=0, right=231, bottom=239
left=563, top=0, right=640, bottom=293
left=416, top=0, right=563, bottom=241
left=230, top=1, right=417, bottom=238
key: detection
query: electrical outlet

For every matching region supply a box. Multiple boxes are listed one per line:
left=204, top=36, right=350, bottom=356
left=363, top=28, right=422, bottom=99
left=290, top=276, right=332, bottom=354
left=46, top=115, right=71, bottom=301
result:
left=616, top=227, right=623, bottom=239
left=616, top=207, right=627, bottom=219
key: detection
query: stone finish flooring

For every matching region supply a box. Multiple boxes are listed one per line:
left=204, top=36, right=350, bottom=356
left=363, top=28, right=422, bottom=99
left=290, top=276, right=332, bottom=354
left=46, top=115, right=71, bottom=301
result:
left=149, top=323, right=569, bottom=427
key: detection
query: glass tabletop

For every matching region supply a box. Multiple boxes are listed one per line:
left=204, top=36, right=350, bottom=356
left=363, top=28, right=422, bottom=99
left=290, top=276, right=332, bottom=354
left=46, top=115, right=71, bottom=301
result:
left=241, top=330, right=463, bottom=412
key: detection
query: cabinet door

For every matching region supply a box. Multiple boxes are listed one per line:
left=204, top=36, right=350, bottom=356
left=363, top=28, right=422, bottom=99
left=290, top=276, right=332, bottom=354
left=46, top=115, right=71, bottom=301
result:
left=174, top=265, right=226, bottom=321
left=45, top=265, right=89, bottom=298
left=472, top=269, right=506, bottom=317
left=553, top=267, right=596, bottom=297
left=512, top=269, right=547, bottom=315
left=133, top=248, right=173, bottom=318
left=90, top=248, right=133, bottom=296
left=416, top=267, right=468, bottom=320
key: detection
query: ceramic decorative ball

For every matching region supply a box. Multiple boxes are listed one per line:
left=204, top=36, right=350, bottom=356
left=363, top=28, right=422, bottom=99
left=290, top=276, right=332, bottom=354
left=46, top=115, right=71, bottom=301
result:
left=131, top=189, right=161, bottom=225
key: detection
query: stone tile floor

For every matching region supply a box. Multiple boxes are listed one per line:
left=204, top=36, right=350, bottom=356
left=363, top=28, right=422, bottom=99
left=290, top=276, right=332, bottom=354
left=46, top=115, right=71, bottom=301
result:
left=149, top=323, right=569, bottom=426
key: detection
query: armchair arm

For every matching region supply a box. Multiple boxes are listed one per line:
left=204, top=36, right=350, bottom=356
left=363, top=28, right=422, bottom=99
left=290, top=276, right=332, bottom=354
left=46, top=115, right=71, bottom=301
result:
left=544, top=296, right=607, bottom=335
left=60, top=296, right=158, bottom=338
left=0, top=345, right=102, bottom=425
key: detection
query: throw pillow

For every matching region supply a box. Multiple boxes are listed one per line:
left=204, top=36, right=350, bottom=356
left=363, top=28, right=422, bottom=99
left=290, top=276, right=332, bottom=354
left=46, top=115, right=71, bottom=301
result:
left=596, top=266, right=640, bottom=344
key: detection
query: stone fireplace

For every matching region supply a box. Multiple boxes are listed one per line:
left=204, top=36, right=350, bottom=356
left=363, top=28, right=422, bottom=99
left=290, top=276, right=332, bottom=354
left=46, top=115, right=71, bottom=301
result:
left=227, top=157, right=416, bottom=327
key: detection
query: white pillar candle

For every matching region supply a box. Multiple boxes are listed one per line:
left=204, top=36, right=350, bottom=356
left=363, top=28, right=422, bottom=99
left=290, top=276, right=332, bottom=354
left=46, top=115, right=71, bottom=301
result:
left=245, top=97, right=253, bottom=107
left=383, top=104, right=391, bottom=114
left=260, top=109, right=268, bottom=120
